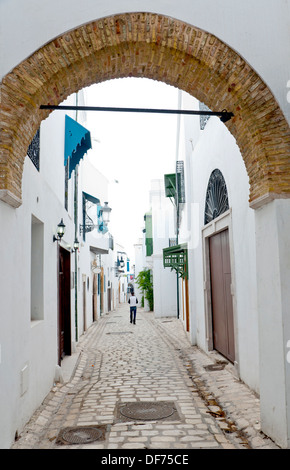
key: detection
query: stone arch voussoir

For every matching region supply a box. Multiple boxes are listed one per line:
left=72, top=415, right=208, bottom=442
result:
left=0, top=12, right=289, bottom=207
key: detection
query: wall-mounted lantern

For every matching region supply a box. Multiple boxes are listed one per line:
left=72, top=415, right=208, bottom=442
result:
left=79, top=199, right=112, bottom=235
left=101, top=202, right=112, bottom=226
left=72, top=238, right=80, bottom=252
left=53, top=218, right=66, bottom=242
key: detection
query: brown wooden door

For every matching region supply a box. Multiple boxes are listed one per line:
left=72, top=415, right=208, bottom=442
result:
left=93, top=274, right=98, bottom=321
left=83, top=278, right=87, bottom=332
left=108, top=287, right=111, bottom=312
left=185, top=278, right=190, bottom=332
left=100, top=268, right=104, bottom=314
left=58, top=246, right=71, bottom=364
left=209, top=229, right=235, bottom=363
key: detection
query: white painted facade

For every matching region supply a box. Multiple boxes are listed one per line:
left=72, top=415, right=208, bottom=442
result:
left=147, top=90, right=290, bottom=448
left=133, top=239, right=144, bottom=303
left=0, top=90, right=120, bottom=448
left=177, top=93, right=260, bottom=393
left=149, top=180, right=177, bottom=318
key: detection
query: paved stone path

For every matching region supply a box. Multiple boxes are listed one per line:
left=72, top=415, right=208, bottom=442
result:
left=11, top=304, right=279, bottom=450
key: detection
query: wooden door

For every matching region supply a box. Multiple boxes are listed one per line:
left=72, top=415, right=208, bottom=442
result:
left=93, top=274, right=98, bottom=321
left=83, top=276, right=87, bottom=332
left=100, top=267, right=104, bottom=314
left=58, top=246, right=71, bottom=364
left=185, top=277, right=190, bottom=332
left=209, top=229, right=235, bottom=362
left=108, top=287, right=111, bottom=312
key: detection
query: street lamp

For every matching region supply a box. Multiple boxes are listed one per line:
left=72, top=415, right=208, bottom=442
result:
left=72, top=238, right=80, bottom=252
left=79, top=201, right=112, bottom=234
left=101, top=202, right=112, bottom=226
left=53, top=218, right=66, bottom=242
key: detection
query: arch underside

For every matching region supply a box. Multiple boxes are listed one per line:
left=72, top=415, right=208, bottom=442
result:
left=0, top=12, right=289, bottom=208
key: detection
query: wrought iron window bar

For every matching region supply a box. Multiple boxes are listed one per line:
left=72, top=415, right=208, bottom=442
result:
left=27, top=128, right=40, bottom=171
left=204, top=169, right=229, bottom=225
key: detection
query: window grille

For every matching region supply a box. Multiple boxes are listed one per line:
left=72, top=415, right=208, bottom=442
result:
left=199, top=102, right=211, bottom=130
left=176, top=160, right=185, bottom=204
left=204, top=169, right=229, bottom=225
left=27, top=128, right=40, bottom=171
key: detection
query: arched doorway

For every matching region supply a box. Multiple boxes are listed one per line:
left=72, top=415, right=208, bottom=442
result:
left=0, top=13, right=289, bottom=209
left=203, top=169, right=235, bottom=363
left=1, top=11, right=290, bottom=448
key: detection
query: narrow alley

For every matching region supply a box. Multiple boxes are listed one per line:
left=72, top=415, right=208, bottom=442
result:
left=11, top=304, right=279, bottom=451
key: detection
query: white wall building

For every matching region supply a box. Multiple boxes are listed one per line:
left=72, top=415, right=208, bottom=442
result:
left=151, top=90, right=267, bottom=430
left=178, top=93, right=259, bottom=393
left=0, top=90, right=118, bottom=448
left=149, top=180, right=177, bottom=318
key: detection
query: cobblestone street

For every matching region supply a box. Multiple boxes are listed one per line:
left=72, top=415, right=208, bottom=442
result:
left=11, top=304, right=279, bottom=451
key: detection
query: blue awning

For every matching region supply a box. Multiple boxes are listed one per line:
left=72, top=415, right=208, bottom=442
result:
left=83, top=191, right=100, bottom=205
left=64, top=115, right=92, bottom=177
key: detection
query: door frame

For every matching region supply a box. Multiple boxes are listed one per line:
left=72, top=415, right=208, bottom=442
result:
left=181, top=277, right=190, bottom=332
left=58, top=245, right=72, bottom=365
left=82, top=274, right=87, bottom=332
left=202, top=209, right=239, bottom=370
left=93, top=273, right=98, bottom=321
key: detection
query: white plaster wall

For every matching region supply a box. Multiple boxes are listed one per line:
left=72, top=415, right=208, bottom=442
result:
left=1, top=1, right=289, bottom=124
left=0, top=158, right=75, bottom=448
left=0, top=92, right=90, bottom=447
left=77, top=157, right=111, bottom=334
left=150, top=179, right=177, bottom=318
left=255, top=198, right=290, bottom=447
left=0, top=80, right=118, bottom=447
left=153, top=255, right=177, bottom=318
left=134, top=241, right=144, bottom=302
left=180, top=113, right=259, bottom=392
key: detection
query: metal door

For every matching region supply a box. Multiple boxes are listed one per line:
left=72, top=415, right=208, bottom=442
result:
left=209, top=229, right=235, bottom=362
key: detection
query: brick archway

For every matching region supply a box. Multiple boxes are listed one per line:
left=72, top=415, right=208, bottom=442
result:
left=1, top=12, right=289, bottom=208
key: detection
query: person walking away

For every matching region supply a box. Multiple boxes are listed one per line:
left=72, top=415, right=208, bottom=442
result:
left=128, top=291, right=138, bottom=324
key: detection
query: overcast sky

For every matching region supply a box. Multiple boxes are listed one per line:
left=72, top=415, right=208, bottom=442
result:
left=83, top=78, right=181, bottom=262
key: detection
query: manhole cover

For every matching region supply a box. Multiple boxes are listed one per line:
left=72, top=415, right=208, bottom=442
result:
left=119, top=401, right=177, bottom=421
left=204, top=363, right=226, bottom=371
left=106, top=331, right=132, bottom=335
left=56, top=425, right=106, bottom=445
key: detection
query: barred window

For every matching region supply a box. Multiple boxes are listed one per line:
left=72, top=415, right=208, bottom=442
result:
left=27, top=128, right=40, bottom=171
left=199, top=102, right=211, bottom=130
left=204, top=169, right=229, bottom=225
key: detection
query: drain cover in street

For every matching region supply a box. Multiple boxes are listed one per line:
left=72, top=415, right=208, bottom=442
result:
left=204, top=363, right=226, bottom=371
left=56, top=425, right=106, bottom=445
left=117, top=401, right=179, bottom=422
left=106, top=331, right=132, bottom=335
